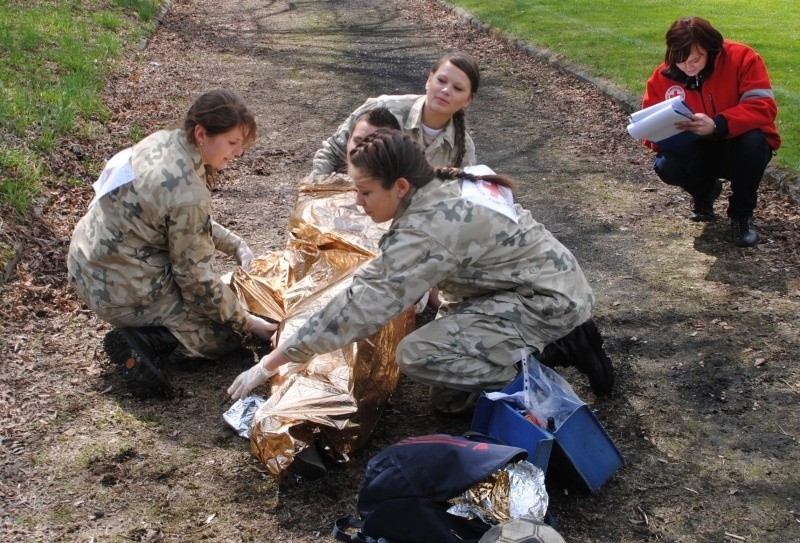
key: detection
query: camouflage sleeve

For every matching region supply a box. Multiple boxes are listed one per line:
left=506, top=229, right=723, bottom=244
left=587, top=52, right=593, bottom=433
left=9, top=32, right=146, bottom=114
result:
left=311, top=97, right=381, bottom=175
left=280, top=227, right=454, bottom=363
left=169, top=204, right=248, bottom=329
left=464, top=132, right=477, bottom=166
left=211, top=219, right=244, bottom=257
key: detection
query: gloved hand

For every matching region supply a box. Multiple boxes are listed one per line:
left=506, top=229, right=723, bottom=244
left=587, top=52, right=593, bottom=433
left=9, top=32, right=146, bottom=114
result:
left=414, top=290, right=430, bottom=314
left=245, top=314, right=278, bottom=341
left=235, top=242, right=255, bottom=271
left=227, top=361, right=276, bottom=400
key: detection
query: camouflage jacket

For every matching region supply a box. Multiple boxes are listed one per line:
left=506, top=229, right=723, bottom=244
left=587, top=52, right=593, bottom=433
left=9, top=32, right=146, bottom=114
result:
left=280, top=176, right=595, bottom=363
left=311, top=94, right=477, bottom=175
left=68, top=129, right=249, bottom=330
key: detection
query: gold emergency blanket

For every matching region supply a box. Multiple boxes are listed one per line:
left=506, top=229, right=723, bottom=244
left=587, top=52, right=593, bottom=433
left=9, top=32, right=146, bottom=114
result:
left=229, top=173, right=416, bottom=484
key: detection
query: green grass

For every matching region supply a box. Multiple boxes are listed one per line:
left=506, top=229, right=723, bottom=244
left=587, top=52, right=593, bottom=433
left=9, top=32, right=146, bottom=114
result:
left=0, top=148, right=42, bottom=214
left=0, top=0, right=161, bottom=218
left=1, top=1, right=794, bottom=219
left=449, top=0, right=799, bottom=172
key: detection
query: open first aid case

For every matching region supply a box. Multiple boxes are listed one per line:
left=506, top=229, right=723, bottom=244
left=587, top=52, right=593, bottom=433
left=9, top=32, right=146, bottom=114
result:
left=471, top=372, right=625, bottom=493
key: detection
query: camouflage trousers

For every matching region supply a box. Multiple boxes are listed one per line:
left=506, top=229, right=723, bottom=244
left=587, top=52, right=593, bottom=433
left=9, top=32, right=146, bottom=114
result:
left=396, top=292, right=592, bottom=413
left=396, top=311, right=530, bottom=393
left=70, top=277, right=243, bottom=359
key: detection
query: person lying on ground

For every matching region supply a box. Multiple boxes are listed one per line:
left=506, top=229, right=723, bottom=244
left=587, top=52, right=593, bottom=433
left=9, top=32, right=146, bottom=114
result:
left=641, top=16, right=780, bottom=247
left=304, top=107, right=402, bottom=189
left=346, top=107, right=402, bottom=162
left=68, top=89, right=277, bottom=398
left=312, top=51, right=480, bottom=176
left=229, top=130, right=613, bottom=413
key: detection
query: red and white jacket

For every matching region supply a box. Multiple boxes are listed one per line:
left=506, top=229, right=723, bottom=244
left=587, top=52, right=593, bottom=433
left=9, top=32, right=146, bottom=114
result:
left=642, top=40, right=780, bottom=151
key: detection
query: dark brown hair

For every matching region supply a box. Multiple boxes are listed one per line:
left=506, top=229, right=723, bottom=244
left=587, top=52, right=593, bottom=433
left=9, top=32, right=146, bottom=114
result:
left=354, top=107, right=402, bottom=132
left=429, top=51, right=481, bottom=168
left=349, top=129, right=515, bottom=192
left=435, top=167, right=516, bottom=192
left=184, top=89, right=257, bottom=147
left=350, top=130, right=435, bottom=190
left=664, top=17, right=724, bottom=66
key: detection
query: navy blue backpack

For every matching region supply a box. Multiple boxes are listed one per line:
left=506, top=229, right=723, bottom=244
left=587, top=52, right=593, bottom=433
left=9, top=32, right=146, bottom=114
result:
left=333, top=434, right=528, bottom=543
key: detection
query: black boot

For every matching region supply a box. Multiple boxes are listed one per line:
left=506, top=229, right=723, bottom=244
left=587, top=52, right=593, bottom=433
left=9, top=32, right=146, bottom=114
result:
left=731, top=216, right=758, bottom=247
left=103, top=326, right=179, bottom=398
left=291, top=442, right=328, bottom=481
left=538, top=319, right=614, bottom=396
left=690, top=179, right=723, bottom=222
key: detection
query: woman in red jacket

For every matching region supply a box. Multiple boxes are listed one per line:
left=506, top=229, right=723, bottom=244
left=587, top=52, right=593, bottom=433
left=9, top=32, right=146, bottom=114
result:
left=642, top=16, right=780, bottom=247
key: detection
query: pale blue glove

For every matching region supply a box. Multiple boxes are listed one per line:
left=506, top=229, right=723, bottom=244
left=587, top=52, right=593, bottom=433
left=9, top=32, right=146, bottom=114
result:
left=235, top=242, right=254, bottom=271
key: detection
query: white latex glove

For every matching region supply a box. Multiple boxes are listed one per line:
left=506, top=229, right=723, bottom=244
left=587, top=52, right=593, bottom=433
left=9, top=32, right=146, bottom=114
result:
left=227, top=361, right=276, bottom=400
left=235, top=242, right=254, bottom=271
left=414, top=290, right=430, bottom=314
left=245, top=314, right=278, bottom=341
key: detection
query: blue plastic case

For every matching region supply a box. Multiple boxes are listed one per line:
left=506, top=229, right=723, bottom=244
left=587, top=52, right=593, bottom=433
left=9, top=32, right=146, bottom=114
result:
left=471, top=373, right=624, bottom=493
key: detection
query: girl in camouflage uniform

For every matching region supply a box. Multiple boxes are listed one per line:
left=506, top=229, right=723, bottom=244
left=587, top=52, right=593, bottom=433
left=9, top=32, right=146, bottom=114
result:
left=230, top=130, right=608, bottom=412
left=68, top=89, right=276, bottom=397
left=312, top=51, right=480, bottom=176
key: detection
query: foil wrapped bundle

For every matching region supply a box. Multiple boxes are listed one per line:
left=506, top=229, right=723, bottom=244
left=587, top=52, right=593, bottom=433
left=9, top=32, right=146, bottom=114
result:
left=228, top=173, right=416, bottom=483
left=447, top=460, right=549, bottom=525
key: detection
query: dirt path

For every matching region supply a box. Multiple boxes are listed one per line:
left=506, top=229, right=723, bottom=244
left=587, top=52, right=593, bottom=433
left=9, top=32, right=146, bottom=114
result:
left=1, top=0, right=798, bottom=542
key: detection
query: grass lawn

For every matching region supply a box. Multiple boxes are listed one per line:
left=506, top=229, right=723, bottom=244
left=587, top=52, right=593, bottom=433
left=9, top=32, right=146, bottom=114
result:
left=448, top=0, right=799, bottom=172
left=0, top=0, right=161, bottom=217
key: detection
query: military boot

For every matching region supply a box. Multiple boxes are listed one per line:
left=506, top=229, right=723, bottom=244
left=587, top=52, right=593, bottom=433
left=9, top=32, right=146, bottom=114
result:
left=429, top=386, right=482, bottom=415
left=537, top=318, right=614, bottom=396
left=291, top=442, right=327, bottom=481
left=731, top=216, right=758, bottom=247
left=103, top=326, right=179, bottom=398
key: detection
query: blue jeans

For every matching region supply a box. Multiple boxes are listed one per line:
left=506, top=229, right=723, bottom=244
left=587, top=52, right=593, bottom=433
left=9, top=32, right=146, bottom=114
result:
left=653, top=129, right=773, bottom=218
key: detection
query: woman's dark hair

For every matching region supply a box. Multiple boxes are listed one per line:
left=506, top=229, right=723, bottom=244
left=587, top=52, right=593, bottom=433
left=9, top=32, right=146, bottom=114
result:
left=184, top=89, right=257, bottom=147
left=350, top=130, right=434, bottom=190
left=664, top=17, right=724, bottom=66
left=429, top=51, right=481, bottom=168
left=349, top=129, right=515, bottom=192
left=435, top=167, right=516, bottom=192
left=355, top=107, right=402, bottom=131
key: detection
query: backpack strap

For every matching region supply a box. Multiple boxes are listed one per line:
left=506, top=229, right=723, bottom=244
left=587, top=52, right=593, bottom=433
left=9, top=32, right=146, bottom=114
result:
left=332, top=517, right=390, bottom=543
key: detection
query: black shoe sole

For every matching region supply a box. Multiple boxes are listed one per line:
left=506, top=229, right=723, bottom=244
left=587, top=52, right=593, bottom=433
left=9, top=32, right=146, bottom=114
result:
left=690, top=211, right=716, bottom=222
left=103, top=328, right=175, bottom=399
left=732, top=236, right=758, bottom=247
